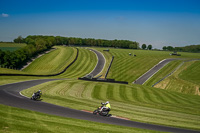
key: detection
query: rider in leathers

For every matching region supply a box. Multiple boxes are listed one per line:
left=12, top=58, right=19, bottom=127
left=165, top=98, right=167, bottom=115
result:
left=101, top=101, right=111, bottom=113
left=35, top=90, right=42, bottom=99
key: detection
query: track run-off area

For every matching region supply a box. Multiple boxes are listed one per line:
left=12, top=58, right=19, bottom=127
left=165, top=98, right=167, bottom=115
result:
left=0, top=47, right=200, bottom=132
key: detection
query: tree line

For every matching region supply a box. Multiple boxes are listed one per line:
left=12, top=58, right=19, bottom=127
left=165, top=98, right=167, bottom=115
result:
left=1, top=35, right=140, bottom=69
left=21, top=35, right=140, bottom=49
left=162, top=45, right=200, bottom=53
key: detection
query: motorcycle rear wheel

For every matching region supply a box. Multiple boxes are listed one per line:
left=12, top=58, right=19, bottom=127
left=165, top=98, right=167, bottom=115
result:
left=93, top=110, right=98, bottom=115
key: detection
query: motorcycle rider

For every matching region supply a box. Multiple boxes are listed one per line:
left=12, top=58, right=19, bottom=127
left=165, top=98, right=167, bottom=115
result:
left=35, top=90, right=42, bottom=99
left=101, top=101, right=111, bottom=113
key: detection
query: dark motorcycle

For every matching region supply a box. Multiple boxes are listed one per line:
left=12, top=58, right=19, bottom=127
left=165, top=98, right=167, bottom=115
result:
left=30, top=93, right=41, bottom=101
left=93, top=106, right=112, bottom=117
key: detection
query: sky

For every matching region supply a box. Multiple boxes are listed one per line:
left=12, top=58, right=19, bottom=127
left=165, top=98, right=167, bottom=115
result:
left=0, top=0, right=200, bottom=49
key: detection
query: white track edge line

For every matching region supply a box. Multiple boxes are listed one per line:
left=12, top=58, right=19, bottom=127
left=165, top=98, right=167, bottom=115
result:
left=19, top=91, right=30, bottom=99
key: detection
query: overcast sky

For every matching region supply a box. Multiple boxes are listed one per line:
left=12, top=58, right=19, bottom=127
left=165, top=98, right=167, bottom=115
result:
left=0, top=0, right=200, bottom=49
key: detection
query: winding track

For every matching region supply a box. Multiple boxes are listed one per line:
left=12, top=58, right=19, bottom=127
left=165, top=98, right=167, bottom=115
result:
left=87, top=49, right=105, bottom=77
left=0, top=50, right=200, bottom=132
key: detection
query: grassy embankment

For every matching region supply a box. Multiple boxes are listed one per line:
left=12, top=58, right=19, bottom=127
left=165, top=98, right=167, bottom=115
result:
left=22, top=79, right=200, bottom=130
left=106, top=48, right=200, bottom=83
left=0, top=46, right=97, bottom=85
left=22, top=46, right=76, bottom=75
left=146, top=60, right=200, bottom=95
left=0, top=104, right=159, bottom=133
left=0, top=46, right=77, bottom=84
left=0, top=46, right=77, bottom=75
left=0, top=42, right=26, bottom=51
left=57, top=47, right=97, bottom=78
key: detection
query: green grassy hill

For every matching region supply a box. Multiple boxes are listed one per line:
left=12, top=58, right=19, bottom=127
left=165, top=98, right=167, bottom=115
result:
left=22, top=46, right=77, bottom=75
left=0, top=46, right=97, bottom=85
left=104, top=48, right=200, bottom=83
left=57, top=47, right=97, bottom=78
left=148, top=60, right=200, bottom=95
left=0, top=46, right=97, bottom=78
left=179, top=60, right=200, bottom=85
left=21, top=79, right=200, bottom=130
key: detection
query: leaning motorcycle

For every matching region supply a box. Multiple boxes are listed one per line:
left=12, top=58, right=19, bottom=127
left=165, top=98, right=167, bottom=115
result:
left=30, top=93, right=40, bottom=100
left=93, top=106, right=112, bottom=117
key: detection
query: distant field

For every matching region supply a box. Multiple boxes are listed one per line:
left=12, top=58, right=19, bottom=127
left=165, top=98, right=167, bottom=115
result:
left=0, top=104, right=155, bottom=133
left=106, top=49, right=200, bottom=83
left=0, top=43, right=26, bottom=51
left=22, top=79, right=200, bottom=130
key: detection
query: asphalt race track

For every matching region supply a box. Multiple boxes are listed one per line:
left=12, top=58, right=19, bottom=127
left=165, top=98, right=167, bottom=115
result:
left=87, top=49, right=105, bottom=77
left=133, top=58, right=176, bottom=84
left=0, top=80, right=200, bottom=133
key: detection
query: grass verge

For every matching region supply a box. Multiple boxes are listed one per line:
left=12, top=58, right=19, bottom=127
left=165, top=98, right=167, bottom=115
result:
left=0, top=104, right=160, bottom=133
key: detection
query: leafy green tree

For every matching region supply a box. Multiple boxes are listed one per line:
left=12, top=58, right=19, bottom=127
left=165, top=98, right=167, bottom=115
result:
left=25, top=38, right=35, bottom=45
left=0, top=50, right=5, bottom=65
left=46, top=36, right=56, bottom=48
left=147, top=44, right=152, bottom=50
left=35, top=38, right=47, bottom=51
left=167, top=46, right=174, bottom=51
left=129, top=44, right=135, bottom=49
left=142, top=44, right=147, bottom=49
left=14, top=36, right=24, bottom=43
left=162, top=46, right=167, bottom=51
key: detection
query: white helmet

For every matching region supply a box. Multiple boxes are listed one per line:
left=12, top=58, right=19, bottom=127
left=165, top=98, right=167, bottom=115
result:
left=106, top=101, right=109, bottom=104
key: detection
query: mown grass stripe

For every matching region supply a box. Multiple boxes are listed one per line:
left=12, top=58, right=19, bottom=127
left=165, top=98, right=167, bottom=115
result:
left=58, top=48, right=97, bottom=78
left=119, top=85, right=128, bottom=101
left=106, top=84, right=114, bottom=100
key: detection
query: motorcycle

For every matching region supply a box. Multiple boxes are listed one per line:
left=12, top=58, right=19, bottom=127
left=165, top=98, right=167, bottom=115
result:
left=30, top=93, right=41, bottom=101
left=93, top=105, right=112, bottom=117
